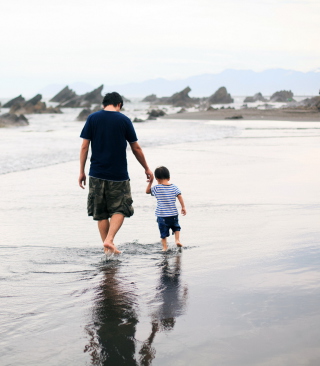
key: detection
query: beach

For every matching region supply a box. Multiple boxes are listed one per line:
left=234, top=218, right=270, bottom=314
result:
left=1, top=116, right=320, bottom=365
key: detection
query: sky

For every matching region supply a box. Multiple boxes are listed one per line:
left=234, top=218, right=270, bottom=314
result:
left=1, top=0, right=319, bottom=97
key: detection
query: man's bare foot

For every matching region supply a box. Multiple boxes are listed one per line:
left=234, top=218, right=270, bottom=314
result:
left=103, top=242, right=121, bottom=254
left=176, top=241, right=183, bottom=247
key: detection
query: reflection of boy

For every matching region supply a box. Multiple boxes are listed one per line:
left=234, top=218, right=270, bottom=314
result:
left=146, top=166, right=186, bottom=251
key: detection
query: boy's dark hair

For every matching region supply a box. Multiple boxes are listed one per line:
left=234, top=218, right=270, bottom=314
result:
left=155, top=166, right=170, bottom=180
left=102, top=92, right=123, bottom=108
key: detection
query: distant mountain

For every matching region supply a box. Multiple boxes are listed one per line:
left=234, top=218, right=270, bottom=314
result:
left=103, top=69, right=320, bottom=97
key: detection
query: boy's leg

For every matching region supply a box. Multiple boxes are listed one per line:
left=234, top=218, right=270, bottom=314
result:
left=161, top=237, right=168, bottom=251
left=174, top=230, right=183, bottom=247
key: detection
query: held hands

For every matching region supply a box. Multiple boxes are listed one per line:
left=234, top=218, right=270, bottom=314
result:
left=181, top=207, right=187, bottom=216
left=78, top=172, right=86, bottom=189
left=145, top=168, right=154, bottom=183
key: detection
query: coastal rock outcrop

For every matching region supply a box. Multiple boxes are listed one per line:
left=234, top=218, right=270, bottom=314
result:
left=244, top=92, right=267, bottom=103
left=147, top=109, right=166, bottom=120
left=285, top=96, right=320, bottom=111
left=76, top=105, right=102, bottom=121
left=122, top=95, right=131, bottom=103
left=142, top=94, right=158, bottom=103
left=50, top=86, right=77, bottom=103
left=208, top=87, right=233, bottom=104
left=0, top=113, right=29, bottom=127
left=3, top=95, right=26, bottom=108
left=270, top=90, right=295, bottom=102
left=58, top=85, right=104, bottom=108
left=9, top=94, right=62, bottom=114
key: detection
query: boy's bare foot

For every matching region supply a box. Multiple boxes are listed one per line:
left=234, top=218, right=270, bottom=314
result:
left=175, top=241, right=183, bottom=247
left=162, top=247, right=168, bottom=252
left=103, top=242, right=121, bottom=254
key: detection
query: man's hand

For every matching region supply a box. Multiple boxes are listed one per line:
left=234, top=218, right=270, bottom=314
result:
left=79, top=172, right=86, bottom=189
left=145, top=168, right=154, bottom=183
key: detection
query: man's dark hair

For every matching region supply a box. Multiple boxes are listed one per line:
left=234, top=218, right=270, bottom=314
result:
left=102, top=92, right=123, bottom=108
left=155, top=166, right=170, bottom=180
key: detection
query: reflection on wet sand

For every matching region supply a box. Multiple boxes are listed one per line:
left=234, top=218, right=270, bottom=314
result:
left=84, top=252, right=188, bottom=366
left=139, top=253, right=188, bottom=366
left=84, top=262, right=139, bottom=366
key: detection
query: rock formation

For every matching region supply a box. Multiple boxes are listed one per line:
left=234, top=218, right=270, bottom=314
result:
left=285, top=96, right=320, bottom=111
left=133, top=117, right=144, bottom=122
left=244, top=92, right=267, bottom=103
left=0, top=113, right=29, bottom=127
left=270, top=90, right=295, bottom=102
left=225, top=115, right=243, bottom=120
left=122, top=95, right=131, bottom=103
left=142, top=94, right=158, bottom=103
left=207, top=87, right=233, bottom=104
left=147, top=109, right=166, bottom=120
left=76, top=105, right=102, bottom=121
left=3, top=95, right=26, bottom=108
left=58, top=85, right=104, bottom=108
left=9, top=94, right=62, bottom=114
left=50, top=86, right=77, bottom=103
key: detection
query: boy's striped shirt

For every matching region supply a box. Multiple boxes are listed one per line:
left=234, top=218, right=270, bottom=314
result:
left=151, top=184, right=181, bottom=217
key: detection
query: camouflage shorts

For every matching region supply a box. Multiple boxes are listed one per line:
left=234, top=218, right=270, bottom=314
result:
left=87, top=177, right=134, bottom=221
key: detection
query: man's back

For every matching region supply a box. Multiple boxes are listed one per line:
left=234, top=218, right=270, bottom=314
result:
left=80, top=110, right=137, bottom=181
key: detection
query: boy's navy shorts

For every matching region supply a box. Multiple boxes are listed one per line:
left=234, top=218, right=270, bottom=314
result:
left=157, top=215, right=181, bottom=239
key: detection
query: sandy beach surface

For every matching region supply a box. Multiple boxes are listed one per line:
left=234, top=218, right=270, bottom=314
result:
left=1, top=117, right=320, bottom=365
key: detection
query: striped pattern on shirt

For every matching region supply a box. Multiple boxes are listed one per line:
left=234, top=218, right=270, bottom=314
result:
left=151, top=184, right=181, bottom=217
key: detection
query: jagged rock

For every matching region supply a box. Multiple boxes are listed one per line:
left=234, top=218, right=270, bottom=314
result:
left=270, top=90, right=295, bottom=102
left=50, top=86, right=77, bottom=103
left=147, top=109, right=166, bottom=119
left=133, top=117, right=144, bottom=122
left=142, top=94, right=157, bottom=102
left=207, top=106, right=217, bottom=111
left=294, top=96, right=320, bottom=110
left=225, top=115, right=243, bottom=120
left=76, top=105, right=102, bottom=121
left=164, top=87, right=196, bottom=107
left=9, top=94, right=62, bottom=114
left=2, top=95, right=25, bottom=108
left=208, top=87, right=233, bottom=104
left=177, top=108, right=186, bottom=113
left=59, top=85, right=104, bottom=108
left=122, top=95, right=131, bottom=103
left=0, top=113, right=29, bottom=127
left=244, top=92, right=267, bottom=103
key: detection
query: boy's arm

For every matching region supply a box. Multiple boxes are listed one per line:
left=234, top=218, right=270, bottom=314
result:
left=177, top=194, right=186, bottom=215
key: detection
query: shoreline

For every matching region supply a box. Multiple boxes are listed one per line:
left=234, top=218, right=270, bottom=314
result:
left=163, top=108, right=320, bottom=122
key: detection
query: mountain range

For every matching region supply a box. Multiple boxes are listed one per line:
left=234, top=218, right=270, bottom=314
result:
left=39, top=69, right=320, bottom=98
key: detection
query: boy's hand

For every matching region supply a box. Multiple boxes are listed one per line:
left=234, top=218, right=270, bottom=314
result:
left=181, top=207, right=187, bottom=215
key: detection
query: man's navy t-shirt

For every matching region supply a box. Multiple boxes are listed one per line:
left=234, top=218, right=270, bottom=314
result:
left=80, top=110, right=138, bottom=181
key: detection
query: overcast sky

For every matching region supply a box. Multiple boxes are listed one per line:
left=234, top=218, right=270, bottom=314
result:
left=1, top=0, right=319, bottom=97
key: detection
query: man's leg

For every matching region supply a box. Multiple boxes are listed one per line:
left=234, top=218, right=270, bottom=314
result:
left=98, top=219, right=110, bottom=242
left=103, top=213, right=124, bottom=254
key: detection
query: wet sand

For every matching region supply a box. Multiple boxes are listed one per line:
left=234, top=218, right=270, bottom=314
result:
left=1, top=119, right=320, bottom=365
left=164, top=108, right=320, bottom=121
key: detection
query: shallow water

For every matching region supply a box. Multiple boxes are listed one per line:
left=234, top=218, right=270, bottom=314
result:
left=1, top=114, right=320, bottom=365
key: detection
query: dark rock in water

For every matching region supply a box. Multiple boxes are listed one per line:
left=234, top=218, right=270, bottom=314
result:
left=3, top=95, right=26, bottom=108
left=208, top=87, right=233, bottom=104
left=207, top=106, right=217, bottom=111
left=294, top=96, right=320, bottom=110
left=76, top=105, right=102, bottom=121
left=50, top=86, right=77, bottom=103
left=147, top=109, right=166, bottom=119
left=244, top=92, right=267, bottom=103
left=225, top=115, right=243, bottom=120
left=0, top=113, right=29, bottom=127
left=165, top=87, right=195, bottom=107
left=9, top=94, right=62, bottom=114
left=133, top=117, right=144, bottom=122
left=270, top=90, right=295, bottom=102
left=142, top=94, right=157, bottom=103
left=59, top=85, right=103, bottom=108
left=122, top=95, right=131, bottom=103
left=177, top=108, right=187, bottom=113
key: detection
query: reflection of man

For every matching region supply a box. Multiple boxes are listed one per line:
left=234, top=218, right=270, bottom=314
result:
left=84, top=264, right=139, bottom=366
left=78, top=92, right=153, bottom=254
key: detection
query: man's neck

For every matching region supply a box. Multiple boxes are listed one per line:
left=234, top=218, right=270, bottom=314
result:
left=104, top=105, right=120, bottom=112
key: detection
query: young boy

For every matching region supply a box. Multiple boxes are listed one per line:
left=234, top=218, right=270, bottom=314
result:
left=146, top=166, right=186, bottom=251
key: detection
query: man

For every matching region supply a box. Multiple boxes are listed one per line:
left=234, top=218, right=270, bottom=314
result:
left=78, top=92, right=153, bottom=254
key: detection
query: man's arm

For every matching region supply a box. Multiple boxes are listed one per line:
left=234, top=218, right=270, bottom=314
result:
left=79, top=139, right=90, bottom=189
left=130, top=141, right=154, bottom=182
left=177, top=194, right=187, bottom=215
left=146, top=181, right=152, bottom=194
